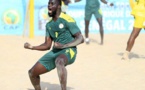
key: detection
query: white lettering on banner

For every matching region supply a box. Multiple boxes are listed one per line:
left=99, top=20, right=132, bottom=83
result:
left=104, top=20, right=125, bottom=31
left=79, top=20, right=85, bottom=31
left=89, top=21, right=99, bottom=31
left=73, top=18, right=133, bottom=32
left=114, top=20, right=125, bottom=31
left=125, top=11, right=132, bottom=17
left=3, top=25, right=19, bottom=30
left=103, top=10, right=124, bottom=18
left=102, top=2, right=130, bottom=10
left=78, top=19, right=133, bottom=33
left=128, top=20, right=134, bottom=30
left=68, top=10, right=84, bottom=18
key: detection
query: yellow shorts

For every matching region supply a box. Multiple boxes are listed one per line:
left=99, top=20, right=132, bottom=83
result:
left=134, top=16, right=145, bottom=28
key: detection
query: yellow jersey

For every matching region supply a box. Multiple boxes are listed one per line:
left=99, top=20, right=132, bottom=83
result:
left=131, top=0, right=145, bottom=17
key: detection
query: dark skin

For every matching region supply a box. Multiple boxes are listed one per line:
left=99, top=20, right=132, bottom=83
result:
left=24, top=0, right=84, bottom=90
left=85, top=0, right=113, bottom=45
left=85, top=17, right=104, bottom=44
left=121, top=26, right=144, bottom=60
left=126, top=27, right=142, bottom=52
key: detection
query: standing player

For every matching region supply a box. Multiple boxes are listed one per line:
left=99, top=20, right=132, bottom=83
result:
left=84, top=0, right=113, bottom=45
left=24, top=0, right=84, bottom=90
left=122, top=0, right=145, bottom=60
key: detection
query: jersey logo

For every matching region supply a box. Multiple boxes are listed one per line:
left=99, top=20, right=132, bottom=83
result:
left=69, top=48, right=75, bottom=59
left=65, top=49, right=69, bottom=53
left=65, top=48, right=75, bottom=59
left=59, top=23, right=64, bottom=29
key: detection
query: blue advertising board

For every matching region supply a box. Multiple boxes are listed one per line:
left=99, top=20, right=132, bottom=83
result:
left=0, top=0, right=144, bottom=35
left=0, top=0, right=25, bottom=35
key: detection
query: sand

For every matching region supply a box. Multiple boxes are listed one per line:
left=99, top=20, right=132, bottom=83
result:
left=1, top=33, right=145, bottom=90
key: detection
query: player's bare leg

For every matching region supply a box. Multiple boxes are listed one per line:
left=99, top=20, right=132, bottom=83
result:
left=121, top=27, right=141, bottom=60
left=28, top=72, right=41, bottom=90
left=85, top=20, right=90, bottom=44
left=97, top=17, right=104, bottom=45
left=28, top=62, right=48, bottom=90
left=55, top=54, right=68, bottom=90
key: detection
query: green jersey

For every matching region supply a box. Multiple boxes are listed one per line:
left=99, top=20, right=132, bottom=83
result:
left=46, top=13, right=81, bottom=48
left=86, top=0, right=100, bottom=8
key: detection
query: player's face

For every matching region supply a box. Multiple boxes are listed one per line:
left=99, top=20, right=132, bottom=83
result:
left=48, top=0, right=59, bottom=17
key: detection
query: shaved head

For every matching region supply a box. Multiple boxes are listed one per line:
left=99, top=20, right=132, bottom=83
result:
left=48, top=0, right=62, bottom=18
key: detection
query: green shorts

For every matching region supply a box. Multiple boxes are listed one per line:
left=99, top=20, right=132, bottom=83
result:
left=38, top=47, right=77, bottom=71
left=85, top=6, right=102, bottom=21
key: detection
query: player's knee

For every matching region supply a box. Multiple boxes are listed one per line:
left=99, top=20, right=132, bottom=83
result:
left=55, top=58, right=65, bottom=67
left=28, top=69, right=34, bottom=77
left=28, top=70, right=32, bottom=76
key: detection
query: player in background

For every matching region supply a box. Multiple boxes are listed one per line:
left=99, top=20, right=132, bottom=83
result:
left=61, top=0, right=81, bottom=13
left=24, top=0, right=84, bottom=90
left=84, top=0, right=113, bottom=45
left=122, top=0, right=145, bottom=60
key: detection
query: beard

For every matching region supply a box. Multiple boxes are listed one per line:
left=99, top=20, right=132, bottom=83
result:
left=48, top=11, right=56, bottom=17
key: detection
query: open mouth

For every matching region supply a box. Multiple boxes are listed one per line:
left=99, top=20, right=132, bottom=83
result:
left=48, top=8, right=52, bottom=13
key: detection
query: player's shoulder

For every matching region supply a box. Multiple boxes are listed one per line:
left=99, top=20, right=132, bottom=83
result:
left=59, top=12, right=76, bottom=23
left=46, top=19, right=53, bottom=25
left=45, top=20, right=53, bottom=29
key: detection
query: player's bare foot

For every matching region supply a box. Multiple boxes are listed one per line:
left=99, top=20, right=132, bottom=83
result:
left=100, top=41, right=103, bottom=45
left=121, top=51, right=130, bottom=60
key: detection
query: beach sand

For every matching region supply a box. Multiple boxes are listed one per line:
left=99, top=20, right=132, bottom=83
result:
left=1, top=33, right=145, bottom=90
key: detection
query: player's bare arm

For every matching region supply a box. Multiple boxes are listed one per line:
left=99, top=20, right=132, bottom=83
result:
left=24, top=36, right=52, bottom=51
left=101, top=0, right=114, bottom=6
left=54, top=32, right=84, bottom=49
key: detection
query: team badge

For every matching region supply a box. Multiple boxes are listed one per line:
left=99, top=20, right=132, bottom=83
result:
left=65, top=49, right=69, bottom=53
left=59, top=23, right=64, bottom=29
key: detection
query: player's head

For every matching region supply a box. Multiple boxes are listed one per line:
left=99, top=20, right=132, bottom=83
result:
left=48, top=0, right=62, bottom=17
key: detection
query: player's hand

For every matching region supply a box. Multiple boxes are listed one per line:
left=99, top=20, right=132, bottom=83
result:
left=110, top=3, right=114, bottom=6
left=24, top=42, right=33, bottom=49
left=53, top=42, right=63, bottom=49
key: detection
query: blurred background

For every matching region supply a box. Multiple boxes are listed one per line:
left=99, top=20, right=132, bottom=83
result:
left=0, top=0, right=144, bottom=36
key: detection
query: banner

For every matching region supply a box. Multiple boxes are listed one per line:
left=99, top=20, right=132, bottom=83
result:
left=34, top=0, right=145, bottom=35
left=0, top=0, right=144, bottom=35
left=0, top=0, right=25, bottom=35
left=67, top=0, right=144, bottom=34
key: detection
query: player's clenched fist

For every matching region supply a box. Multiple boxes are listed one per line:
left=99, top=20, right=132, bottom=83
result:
left=24, top=42, right=33, bottom=49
